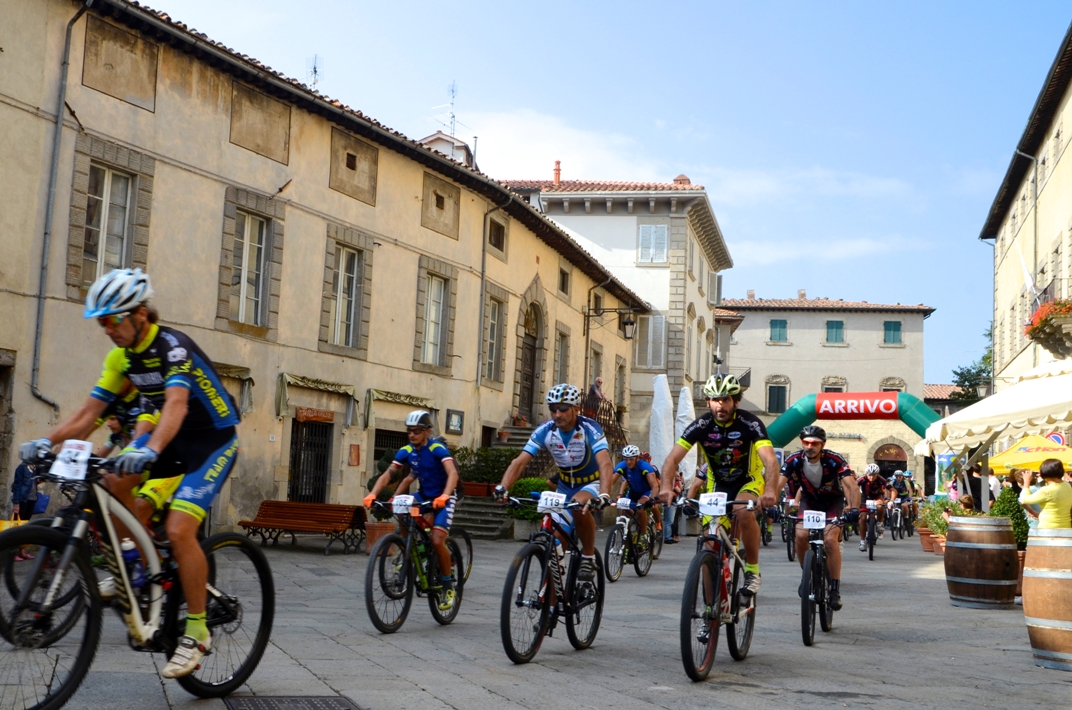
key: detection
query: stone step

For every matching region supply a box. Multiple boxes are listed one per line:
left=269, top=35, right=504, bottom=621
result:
left=453, top=497, right=513, bottom=539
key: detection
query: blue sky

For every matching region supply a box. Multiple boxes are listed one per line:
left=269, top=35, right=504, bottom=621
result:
left=149, top=0, right=1072, bottom=383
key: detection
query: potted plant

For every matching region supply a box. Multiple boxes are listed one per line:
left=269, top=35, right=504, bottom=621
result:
left=1025, top=299, right=1072, bottom=357
left=507, top=476, right=553, bottom=539
left=454, top=446, right=520, bottom=497
left=511, top=412, right=529, bottom=427
left=363, top=449, right=402, bottom=551
left=497, top=429, right=511, bottom=444
left=989, top=486, right=1030, bottom=595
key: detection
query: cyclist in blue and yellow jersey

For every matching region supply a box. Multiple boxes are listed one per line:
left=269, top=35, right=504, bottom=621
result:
left=365, top=410, right=461, bottom=611
left=19, top=268, right=240, bottom=679
left=495, top=384, right=614, bottom=583
left=610, top=445, right=661, bottom=545
left=662, top=373, right=780, bottom=596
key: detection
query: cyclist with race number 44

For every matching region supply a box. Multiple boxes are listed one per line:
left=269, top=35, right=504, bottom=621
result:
left=779, top=426, right=860, bottom=611
left=662, top=373, right=781, bottom=597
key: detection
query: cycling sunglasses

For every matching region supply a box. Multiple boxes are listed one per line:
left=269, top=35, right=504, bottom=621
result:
left=96, top=313, right=129, bottom=328
left=406, top=427, right=429, bottom=435
left=548, top=404, right=573, bottom=413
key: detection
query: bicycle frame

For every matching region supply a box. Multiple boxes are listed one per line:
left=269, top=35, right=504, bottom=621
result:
left=393, top=502, right=438, bottom=593
left=514, top=499, right=591, bottom=625
left=693, top=499, right=754, bottom=623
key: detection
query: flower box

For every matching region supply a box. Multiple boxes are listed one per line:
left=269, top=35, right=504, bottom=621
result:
left=1025, top=303, right=1072, bottom=358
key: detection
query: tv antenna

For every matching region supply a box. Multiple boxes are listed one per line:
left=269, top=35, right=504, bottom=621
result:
left=306, top=55, right=323, bottom=91
left=431, top=80, right=471, bottom=137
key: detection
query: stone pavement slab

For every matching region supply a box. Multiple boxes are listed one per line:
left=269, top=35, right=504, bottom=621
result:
left=60, top=529, right=1070, bottom=709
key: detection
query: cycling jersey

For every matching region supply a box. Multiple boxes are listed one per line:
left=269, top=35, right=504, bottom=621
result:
left=858, top=475, right=890, bottom=500
left=393, top=440, right=454, bottom=498
left=781, top=449, right=853, bottom=501
left=91, top=325, right=239, bottom=431
left=890, top=479, right=911, bottom=499
left=615, top=460, right=657, bottom=499
left=677, top=410, right=772, bottom=486
left=523, top=416, right=608, bottom=487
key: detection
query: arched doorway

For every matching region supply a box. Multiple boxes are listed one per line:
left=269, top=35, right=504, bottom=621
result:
left=873, top=442, right=907, bottom=477
left=518, top=304, right=541, bottom=421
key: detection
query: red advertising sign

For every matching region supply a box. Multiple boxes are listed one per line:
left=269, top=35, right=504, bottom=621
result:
left=815, top=392, right=899, bottom=420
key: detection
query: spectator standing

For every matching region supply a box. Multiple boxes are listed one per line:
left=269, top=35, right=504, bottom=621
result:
left=11, top=461, right=38, bottom=561
left=1021, top=459, right=1072, bottom=529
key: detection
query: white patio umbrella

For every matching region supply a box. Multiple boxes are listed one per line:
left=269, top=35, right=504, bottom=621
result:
left=676, top=386, right=698, bottom=484
left=649, top=375, right=676, bottom=474
left=915, top=360, right=1072, bottom=457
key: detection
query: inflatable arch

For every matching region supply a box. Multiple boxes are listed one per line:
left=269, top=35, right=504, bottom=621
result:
left=766, top=391, right=941, bottom=449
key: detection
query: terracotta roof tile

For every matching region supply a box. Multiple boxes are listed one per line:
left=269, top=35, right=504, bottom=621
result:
left=502, top=179, right=705, bottom=193
left=924, top=384, right=962, bottom=400
left=721, top=297, right=934, bottom=315
left=712, top=308, right=743, bottom=319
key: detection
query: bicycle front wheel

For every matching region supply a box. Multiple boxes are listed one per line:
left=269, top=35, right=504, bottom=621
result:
left=680, top=549, right=719, bottom=681
left=364, top=534, right=413, bottom=634
left=726, top=556, right=755, bottom=661
left=632, top=521, right=652, bottom=578
left=786, top=521, right=797, bottom=562
left=500, top=543, right=550, bottom=664
left=800, top=549, right=816, bottom=647
left=603, top=525, right=625, bottom=582
left=176, top=532, right=275, bottom=699
left=649, top=516, right=664, bottom=560
left=448, top=527, right=473, bottom=582
left=566, top=551, right=604, bottom=650
left=0, top=526, right=102, bottom=710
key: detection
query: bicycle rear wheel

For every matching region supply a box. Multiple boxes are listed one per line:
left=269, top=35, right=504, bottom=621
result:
left=801, top=549, right=816, bottom=647
left=867, top=518, right=876, bottom=561
left=428, top=539, right=464, bottom=625
left=500, top=543, right=550, bottom=664
left=448, top=527, right=473, bottom=582
left=649, top=516, right=663, bottom=560
left=726, top=556, right=755, bottom=661
left=680, top=549, right=719, bottom=681
left=174, top=533, right=275, bottom=698
left=786, top=520, right=797, bottom=562
left=0, top=526, right=102, bottom=710
left=364, top=534, right=413, bottom=634
left=603, top=525, right=625, bottom=582
left=817, top=551, right=834, bottom=633
left=566, top=551, right=604, bottom=650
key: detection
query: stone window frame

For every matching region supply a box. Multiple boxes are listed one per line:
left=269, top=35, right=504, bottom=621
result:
left=412, top=255, right=458, bottom=376
left=487, top=214, right=509, bottom=263
left=589, top=339, right=604, bottom=384
left=215, top=187, right=285, bottom=342
left=821, top=375, right=847, bottom=392
left=766, top=374, right=790, bottom=414
left=481, top=280, right=510, bottom=390
left=614, top=354, right=628, bottom=407
left=65, top=134, right=155, bottom=301
left=421, top=172, right=461, bottom=240
left=879, top=377, right=906, bottom=392
left=557, top=259, right=573, bottom=302
left=319, top=223, right=374, bottom=360
left=553, top=321, right=571, bottom=384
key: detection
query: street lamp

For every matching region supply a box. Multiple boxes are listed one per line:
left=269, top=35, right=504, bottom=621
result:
left=975, top=383, right=989, bottom=399
left=583, top=306, right=639, bottom=340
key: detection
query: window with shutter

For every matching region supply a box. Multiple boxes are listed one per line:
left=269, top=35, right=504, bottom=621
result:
left=770, top=319, right=788, bottom=342
left=635, top=315, right=666, bottom=368
left=638, top=224, right=668, bottom=263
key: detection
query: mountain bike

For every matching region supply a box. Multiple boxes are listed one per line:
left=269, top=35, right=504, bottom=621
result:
left=0, top=445, right=275, bottom=710
left=364, top=497, right=465, bottom=633
left=604, top=497, right=658, bottom=581
left=799, top=510, right=843, bottom=647
left=860, top=500, right=880, bottom=560
left=783, top=502, right=798, bottom=562
left=679, top=494, right=757, bottom=681
left=887, top=500, right=904, bottom=540
left=904, top=498, right=918, bottom=537
left=756, top=505, right=773, bottom=547
left=500, top=493, right=605, bottom=664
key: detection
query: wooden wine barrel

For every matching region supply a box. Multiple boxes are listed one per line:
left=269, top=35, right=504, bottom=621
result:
left=1023, top=529, right=1072, bottom=671
left=943, top=516, right=1018, bottom=609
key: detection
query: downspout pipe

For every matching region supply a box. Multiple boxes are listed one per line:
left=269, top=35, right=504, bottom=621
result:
left=1014, top=149, right=1039, bottom=368
left=32, top=0, right=93, bottom=417
left=582, top=275, right=614, bottom=388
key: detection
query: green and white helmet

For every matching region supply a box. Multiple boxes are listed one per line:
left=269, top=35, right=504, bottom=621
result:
left=702, top=372, right=741, bottom=398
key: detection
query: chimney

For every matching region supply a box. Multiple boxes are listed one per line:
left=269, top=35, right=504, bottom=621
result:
left=553, top=160, right=561, bottom=186
left=798, top=289, right=806, bottom=300
left=673, top=174, right=691, bottom=185
left=747, top=289, right=755, bottom=300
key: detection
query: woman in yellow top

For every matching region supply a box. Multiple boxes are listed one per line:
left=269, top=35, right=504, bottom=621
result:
left=1021, top=458, right=1072, bottom=529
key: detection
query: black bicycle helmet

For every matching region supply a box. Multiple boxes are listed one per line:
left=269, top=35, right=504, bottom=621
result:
left=800, top=425, right=827, bottom=442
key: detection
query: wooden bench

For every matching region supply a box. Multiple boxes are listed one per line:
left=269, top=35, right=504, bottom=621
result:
left=238, top=500, right=367, bottom=555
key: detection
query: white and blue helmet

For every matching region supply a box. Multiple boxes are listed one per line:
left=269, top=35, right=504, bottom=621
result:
left=546, top=383, right=582, bottom=407
left=84, top=268, right=154, bottom=318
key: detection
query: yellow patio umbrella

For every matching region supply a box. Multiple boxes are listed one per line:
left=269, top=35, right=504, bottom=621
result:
left=987, top=434, right=1072, bottom=472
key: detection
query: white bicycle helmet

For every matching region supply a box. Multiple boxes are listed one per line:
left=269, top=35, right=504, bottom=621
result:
left=702, top=372, right=741, bottom=398
left=864, top=463, right=881, bottom=476
left=893, top=470, right=904, bottom=478
left=622, top=445, right=641, bottom=458
left=405, top=410, right=433, bottom=429
left=84, top=268, right=154, bottom=318
left=546, top=383, right=582, bottom=407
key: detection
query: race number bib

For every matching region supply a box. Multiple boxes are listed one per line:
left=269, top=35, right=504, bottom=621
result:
left=698, top=492, right=727, bottom=517
left=866, top=500, right=878, bottom=510
left=803, top=510, right=826, bottom=530
left=616, top=497, right=633, bottom=510
left=392, top=495, right=414, bottom=515
left=52, top=440, right=92, bottom=481
left=537, top=491, right=567, bottom=513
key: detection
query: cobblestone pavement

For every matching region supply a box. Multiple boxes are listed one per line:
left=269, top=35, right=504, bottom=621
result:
left=66, top=527, right=1068, bottom=709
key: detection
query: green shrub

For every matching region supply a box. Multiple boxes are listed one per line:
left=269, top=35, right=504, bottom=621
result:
left=919, top=497, right=974, bottom=536
left=507, top=477, right=555, bottom=521
left=990, top=486, right=1029, bottom=550
left=453, top=446, right=521, bottom=483
left=366, top=449, right=407, bottom=521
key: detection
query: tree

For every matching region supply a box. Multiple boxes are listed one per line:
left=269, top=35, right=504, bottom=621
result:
left=949, top=323, right=993, bottom=404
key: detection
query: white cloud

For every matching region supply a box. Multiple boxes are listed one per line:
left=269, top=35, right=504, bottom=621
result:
left=464, top=109, right=663, bottom=181
left=695, top=166, right=914, bottom=206
left=727, top=234, right=931, bottom=267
